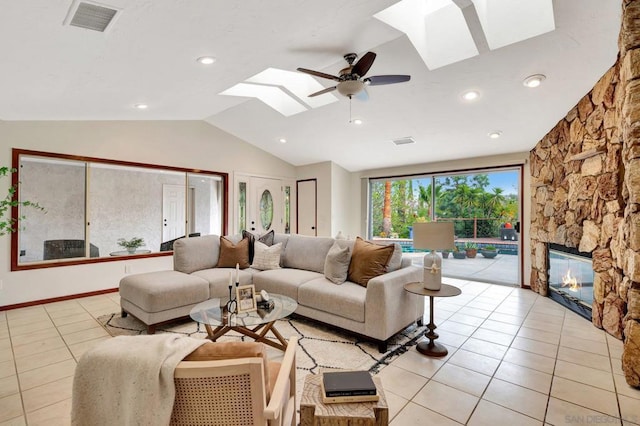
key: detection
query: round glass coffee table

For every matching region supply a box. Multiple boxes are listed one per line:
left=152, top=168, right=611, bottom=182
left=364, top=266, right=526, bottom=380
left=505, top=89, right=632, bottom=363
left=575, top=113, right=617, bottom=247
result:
left=190, top=293, right=297, bottom=351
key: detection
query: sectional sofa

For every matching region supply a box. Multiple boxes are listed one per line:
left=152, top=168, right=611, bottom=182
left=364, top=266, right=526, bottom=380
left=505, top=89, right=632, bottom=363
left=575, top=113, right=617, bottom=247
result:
left=119, top=233, right=424, bottom=351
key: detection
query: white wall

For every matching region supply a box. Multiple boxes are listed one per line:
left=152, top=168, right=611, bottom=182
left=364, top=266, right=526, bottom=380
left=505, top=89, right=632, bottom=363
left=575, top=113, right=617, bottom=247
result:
left=330, top=162, right=359, bottom=238
left=0, top=120, right=296, bottom=307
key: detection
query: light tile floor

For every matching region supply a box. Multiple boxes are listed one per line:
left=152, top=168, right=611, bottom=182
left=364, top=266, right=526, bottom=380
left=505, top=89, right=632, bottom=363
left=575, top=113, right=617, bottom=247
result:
left=1, top=279, right=639, bottom=425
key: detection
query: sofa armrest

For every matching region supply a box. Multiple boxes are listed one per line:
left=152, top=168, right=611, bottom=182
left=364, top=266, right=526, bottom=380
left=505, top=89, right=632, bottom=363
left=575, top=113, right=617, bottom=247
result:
left=363, top=265, right=424, bottom=341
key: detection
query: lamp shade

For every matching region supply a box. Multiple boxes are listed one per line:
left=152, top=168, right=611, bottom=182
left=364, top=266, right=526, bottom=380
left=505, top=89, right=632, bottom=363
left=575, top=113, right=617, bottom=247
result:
left=412, top=222, right=455, bottom=251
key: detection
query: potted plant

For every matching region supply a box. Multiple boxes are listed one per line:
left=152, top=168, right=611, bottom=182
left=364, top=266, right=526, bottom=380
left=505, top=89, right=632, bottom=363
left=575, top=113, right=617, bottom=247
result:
left=0, top=166, right=44, bottom=236
left=480, top=245, right=498, bottom=259
left=464, top=241, right=478, bottom=258
left=441, top=249, right=451, bottom=259
left=118, top=237, right=145, bottom=254
left=452, top=245, right=466, bottom=259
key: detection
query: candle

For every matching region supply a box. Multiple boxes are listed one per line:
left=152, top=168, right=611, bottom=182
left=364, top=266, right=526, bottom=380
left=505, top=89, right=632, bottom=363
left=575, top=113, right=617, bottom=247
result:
left=228, top=271, right=232, bottom=287
left=236, top=263, right=240, bottom=283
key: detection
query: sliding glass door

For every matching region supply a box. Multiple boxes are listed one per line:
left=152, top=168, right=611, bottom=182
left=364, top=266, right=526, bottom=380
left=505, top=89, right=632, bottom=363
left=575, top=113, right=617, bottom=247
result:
left=369, top=167, right=521, bottom=286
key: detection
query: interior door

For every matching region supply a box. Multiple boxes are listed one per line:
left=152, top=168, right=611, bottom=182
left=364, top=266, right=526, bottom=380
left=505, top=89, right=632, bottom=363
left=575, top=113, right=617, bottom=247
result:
left=249, top=177, right=283, bottom=234
left=297, top=179, right=317, bottom=236
left=162, top=184, right=186, bottom=241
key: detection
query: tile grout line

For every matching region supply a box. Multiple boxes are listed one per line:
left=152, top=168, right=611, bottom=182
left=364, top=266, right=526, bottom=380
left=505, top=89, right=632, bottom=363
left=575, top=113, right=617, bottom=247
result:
left=459, top=284, right=544, bottom=425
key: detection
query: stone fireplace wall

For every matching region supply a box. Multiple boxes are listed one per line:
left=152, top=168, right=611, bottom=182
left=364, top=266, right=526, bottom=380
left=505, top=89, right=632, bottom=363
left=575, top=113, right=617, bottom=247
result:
left=530, top=0, right=640, bottom=387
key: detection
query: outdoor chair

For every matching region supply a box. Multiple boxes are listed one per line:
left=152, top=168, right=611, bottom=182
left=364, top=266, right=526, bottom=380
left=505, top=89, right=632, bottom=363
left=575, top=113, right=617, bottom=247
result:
left=43, top=239, right=99, bottom=260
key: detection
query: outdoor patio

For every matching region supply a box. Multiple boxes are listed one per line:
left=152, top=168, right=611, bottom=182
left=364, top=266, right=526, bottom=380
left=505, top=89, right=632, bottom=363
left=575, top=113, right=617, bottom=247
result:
left=406, top=252, right=519, bottom=286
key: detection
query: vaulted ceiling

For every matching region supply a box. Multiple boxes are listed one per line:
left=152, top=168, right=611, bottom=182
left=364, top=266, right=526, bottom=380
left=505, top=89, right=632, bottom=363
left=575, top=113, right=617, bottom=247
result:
left=0, top=0, right=620, bottom=171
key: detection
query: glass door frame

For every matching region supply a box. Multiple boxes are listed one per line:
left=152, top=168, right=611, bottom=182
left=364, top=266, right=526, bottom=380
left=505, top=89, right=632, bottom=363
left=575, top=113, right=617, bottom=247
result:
left=367, top=164, right=524, bottom=287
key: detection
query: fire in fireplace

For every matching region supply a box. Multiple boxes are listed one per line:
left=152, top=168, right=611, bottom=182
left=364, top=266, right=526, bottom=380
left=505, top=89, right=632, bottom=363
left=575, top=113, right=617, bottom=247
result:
left=547, top=243, right=594, bottom=321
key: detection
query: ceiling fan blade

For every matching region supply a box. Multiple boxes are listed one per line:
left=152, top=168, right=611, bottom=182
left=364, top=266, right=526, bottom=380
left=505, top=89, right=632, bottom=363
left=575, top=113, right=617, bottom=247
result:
left=351, top=52, right=376, bottom=77
left=365, top=75, right=411, bottom=86
left=297, top=68, right=341, bottom=81
left=355, top=88, right=369, bottom=101
left=308, top=86, right=337, bottom=97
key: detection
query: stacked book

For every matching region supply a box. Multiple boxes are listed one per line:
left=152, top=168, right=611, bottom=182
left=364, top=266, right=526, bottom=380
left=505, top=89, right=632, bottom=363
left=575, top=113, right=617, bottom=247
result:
left=320, top=370, right=379, bottom=404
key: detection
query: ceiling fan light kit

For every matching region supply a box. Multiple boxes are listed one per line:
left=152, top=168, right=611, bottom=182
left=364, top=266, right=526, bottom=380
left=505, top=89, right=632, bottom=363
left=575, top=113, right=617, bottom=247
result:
left=297, top=51, right=410, bottom=99
left=337, top=80, right=365, bottom=97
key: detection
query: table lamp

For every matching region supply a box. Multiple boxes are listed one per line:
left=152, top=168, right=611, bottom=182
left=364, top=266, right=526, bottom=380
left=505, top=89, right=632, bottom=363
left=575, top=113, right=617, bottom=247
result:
left=412, top=222, right=455, bottom=290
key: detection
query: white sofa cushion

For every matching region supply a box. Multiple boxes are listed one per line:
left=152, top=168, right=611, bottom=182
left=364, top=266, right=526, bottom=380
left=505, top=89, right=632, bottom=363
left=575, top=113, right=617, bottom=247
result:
left=252, top=268, right=323, bottom=300
left=120, top=271, right=209, bottom=313
left=191, top=267, right=257, bottom=300
left=298, top=278, right=366, bottom=323
left=173, top=235, right=220, bottom=274
left=281, top=235, right=335, bottom=273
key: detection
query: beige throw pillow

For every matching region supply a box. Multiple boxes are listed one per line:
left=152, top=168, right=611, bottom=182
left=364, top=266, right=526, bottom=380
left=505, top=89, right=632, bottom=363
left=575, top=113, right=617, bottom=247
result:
left=251, top=241, right=282, bottom=271
left=324, top=242, right=351, bottom=284
left=347, top=237, right=395, bottom=287
left=385, top=243, right=403, bottom=272
left=217, top=236, right=250, bottom=268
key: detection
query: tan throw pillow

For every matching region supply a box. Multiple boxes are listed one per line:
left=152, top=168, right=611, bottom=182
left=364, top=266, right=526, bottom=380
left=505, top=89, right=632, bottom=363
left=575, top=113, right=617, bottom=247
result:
left=324, top=242, right=351, bottom=284
left=252, top=241, right=282, bottom=271
left=217, top=236, right=250, bottom=268
left=347, top=237, right=395, bottom=287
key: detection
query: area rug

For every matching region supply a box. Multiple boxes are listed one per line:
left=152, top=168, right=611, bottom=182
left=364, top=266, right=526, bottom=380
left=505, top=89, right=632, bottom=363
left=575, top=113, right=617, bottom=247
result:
left=97, top=312, right=426, bottom=375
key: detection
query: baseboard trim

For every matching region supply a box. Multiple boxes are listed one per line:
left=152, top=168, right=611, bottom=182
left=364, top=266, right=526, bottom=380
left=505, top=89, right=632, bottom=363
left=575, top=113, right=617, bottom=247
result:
left=0, top=288, right=119, bottom=311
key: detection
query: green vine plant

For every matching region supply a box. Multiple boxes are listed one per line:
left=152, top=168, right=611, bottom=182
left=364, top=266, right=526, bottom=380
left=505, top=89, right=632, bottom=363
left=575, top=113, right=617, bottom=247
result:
left=0, top=166, right=45, bottom=236
left=117, top=237, right=145, bottom=250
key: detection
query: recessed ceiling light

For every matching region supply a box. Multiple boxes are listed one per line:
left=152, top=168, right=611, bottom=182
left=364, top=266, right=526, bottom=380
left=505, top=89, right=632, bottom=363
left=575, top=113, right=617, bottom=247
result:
left=197, top=56, right=216, bottom=65
left=352, top=119, right=363, bottom=125
left=462, top=90, right=480, bottom=101
left=279, top=138, right=287, bottom=144
left=523, top=74, right=546, bottom=88
left=134, top=103, right=148, bottom=110
left=488, top=131, right=502, bottom=139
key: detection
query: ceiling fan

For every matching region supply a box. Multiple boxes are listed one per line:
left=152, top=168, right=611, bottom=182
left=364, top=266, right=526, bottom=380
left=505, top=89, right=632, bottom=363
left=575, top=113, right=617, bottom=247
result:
left=297, top=52, right=411, bottom=98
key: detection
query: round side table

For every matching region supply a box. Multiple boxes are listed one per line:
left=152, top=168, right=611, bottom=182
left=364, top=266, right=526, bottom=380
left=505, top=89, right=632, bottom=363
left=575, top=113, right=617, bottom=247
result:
left=404, top=282, right=462, bottom=357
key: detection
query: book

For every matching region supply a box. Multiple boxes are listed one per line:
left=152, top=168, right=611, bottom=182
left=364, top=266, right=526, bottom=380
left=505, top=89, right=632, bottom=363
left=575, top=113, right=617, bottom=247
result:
left=320, top=391, right=380, bottom=404
left=321, top=370, right=377, bottom=397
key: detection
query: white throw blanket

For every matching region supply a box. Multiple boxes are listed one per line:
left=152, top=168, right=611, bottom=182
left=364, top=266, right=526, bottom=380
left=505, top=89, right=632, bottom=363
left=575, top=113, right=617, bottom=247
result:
left=71, top=334, right=206, bottom=426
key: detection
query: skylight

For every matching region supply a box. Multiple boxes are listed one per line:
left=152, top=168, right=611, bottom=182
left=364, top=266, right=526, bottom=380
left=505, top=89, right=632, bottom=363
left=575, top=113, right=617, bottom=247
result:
left=221, top=68, right=338, bottom=116
left=220, top=83, right=307, bottom=117
left=375, top=0, right=555, bottom=70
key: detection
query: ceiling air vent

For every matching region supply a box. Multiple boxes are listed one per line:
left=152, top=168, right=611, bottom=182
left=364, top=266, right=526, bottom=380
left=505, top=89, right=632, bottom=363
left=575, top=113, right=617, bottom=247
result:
left=392, top=137, right=415, bottom=146
left=64, top=1, right=120, bottom=32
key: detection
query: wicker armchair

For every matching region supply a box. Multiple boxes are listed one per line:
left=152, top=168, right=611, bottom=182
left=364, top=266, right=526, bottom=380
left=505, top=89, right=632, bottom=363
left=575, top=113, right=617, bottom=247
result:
left=171, top=337, right=298, bottom=426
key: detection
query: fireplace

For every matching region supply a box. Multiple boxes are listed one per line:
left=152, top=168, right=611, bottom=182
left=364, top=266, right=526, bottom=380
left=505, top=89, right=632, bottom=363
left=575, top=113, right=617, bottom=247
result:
left=547, top=243, right=594, bottom=321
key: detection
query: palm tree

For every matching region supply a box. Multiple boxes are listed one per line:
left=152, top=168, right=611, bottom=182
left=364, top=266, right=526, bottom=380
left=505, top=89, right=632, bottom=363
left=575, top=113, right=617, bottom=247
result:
left=382, top=181, right=391, bottom=237
left=451, top=184, right=479, bottom=217
left=487, top=187, right=506, bottom=215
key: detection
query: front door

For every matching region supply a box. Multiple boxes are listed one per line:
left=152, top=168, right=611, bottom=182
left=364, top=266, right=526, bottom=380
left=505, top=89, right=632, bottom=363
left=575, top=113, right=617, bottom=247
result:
left=249, top=177, right=283, bottom=234
left=162, top=184, right=186, bottom=241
